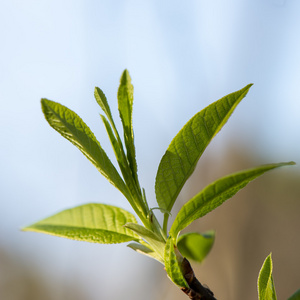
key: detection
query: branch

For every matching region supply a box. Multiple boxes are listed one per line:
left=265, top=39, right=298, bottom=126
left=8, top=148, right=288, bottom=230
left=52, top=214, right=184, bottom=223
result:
left=180, top=258, right=217, bottom=300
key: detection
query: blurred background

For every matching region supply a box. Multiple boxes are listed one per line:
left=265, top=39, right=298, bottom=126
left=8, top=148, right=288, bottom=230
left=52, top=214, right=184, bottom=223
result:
left=1, top=1, right=299, bottom=299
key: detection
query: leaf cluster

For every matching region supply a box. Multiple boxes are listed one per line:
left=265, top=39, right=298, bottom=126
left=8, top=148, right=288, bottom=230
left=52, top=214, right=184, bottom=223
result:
left=23, top=70, right=296, bottom=299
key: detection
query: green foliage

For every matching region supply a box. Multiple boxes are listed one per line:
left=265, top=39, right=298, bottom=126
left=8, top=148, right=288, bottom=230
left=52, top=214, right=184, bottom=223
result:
left=124, top=223, right=165, bottom=261
left=23, top=204, right=139, bottom=244
left=257, top=254, right=300, bottom=300
left=24, top=70, right=297, bottom=299
left=169, top=162, right=294, bottom=239
left=117, top=70, right=138, bottom=183
left=41, top=99, right=131, bottom=202
left=177, top=231, right=215, bottom=263
left=164, top=236, right=189, bottom=288
left=155, top=84, right=252, bottom=216
left=127, top=242, right=164, bottom=264
left=258, top=254, right=277, bottom=300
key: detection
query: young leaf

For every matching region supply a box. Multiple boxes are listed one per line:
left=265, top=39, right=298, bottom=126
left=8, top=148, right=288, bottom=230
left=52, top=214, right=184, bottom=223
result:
left=155, top=84, right=253, bottom=214
left=95, top=87, right=127, bottom=165
left=164, top=236, right=189, bottom=288
left=127, top=242, right=164, bottom=264
left=100, top=114, right=148, bottom=218
left=41, top=99, right=131, bottom=201
left=23, top=204, right=139, bottom=244
left=177, top=231, right=215, bottom=263
left=288, top=289, right=300, bottom=300
left=170, top=162, right=295, bottom=238
left=95, top=87, right=127, bottom=167
left=100, top=114, right=124, bottom=168
left=117, top=70, right=138, bottom=183
left=95, top=72, right=147, bottom=219
left=258, top=254, right=277, bottom=300
left=124, top=223, right=165, bottom=261
left=94, top=87, right=114, bottom=124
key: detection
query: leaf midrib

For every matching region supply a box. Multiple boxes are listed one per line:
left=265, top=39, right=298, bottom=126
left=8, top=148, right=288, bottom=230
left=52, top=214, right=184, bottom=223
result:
left=27, top=224, right=139, bottom=239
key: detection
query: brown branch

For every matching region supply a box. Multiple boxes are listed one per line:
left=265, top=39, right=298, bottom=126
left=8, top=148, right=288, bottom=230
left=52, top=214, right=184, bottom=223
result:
left=180, top=258, right=217, bottom=300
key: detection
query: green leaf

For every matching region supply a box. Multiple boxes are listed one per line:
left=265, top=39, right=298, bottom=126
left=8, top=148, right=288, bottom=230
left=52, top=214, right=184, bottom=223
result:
left=95, top=87, right=126, bottom=164
left=127, top=242, right=164, bottom=264
left=100, top=114, right=124, bottom=168
left=124, top=223, right=165, bottom=261
left=41, top=99, right=130, bottom=200
left=258, top=254, right=277, bottom=300
left=288, top=289, right=300, bottom=300
left=155, top=84, right=253, bottom=214
left=23, top=204, right=139, bottom=244
left=170, top=162, right=295, bottom=238
left=100, top=114, right=147, bottom=218
left=117, top=70, right=138, bottom=182
left=95, top=76, right=147, bottom=221
left=94, top=87, right=114, bottom=124
left=164, top=236, right=188, bottom=288
left=177, top=231, right=215, bottom=263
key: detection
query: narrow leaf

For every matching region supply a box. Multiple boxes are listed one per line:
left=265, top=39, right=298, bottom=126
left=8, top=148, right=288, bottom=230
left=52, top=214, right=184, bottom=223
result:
left=94, top=87, right=114, bottom=124
left=258, top=254, right=277, bottom=300
left=170, top=162, right=295, bottom=237
left=164, top=236, right=189, bottom=288
left=23, top=204, right=139, bottom=244
left=177, top=231, right=215, bottom=263
left=100, top=114, right=123, bottom=166
left=41, top=99, right=130, bottom=200
left=155, top=84, right=253, bottom=214
left=288, top=289, right=300, bottom=300
left=100, top=114, right=146, bottom=217
left=124, top=223, right=165, bottom=261
left=127, top=242, right=164, bottom=264
left=117, top=70, right=138, bottom=181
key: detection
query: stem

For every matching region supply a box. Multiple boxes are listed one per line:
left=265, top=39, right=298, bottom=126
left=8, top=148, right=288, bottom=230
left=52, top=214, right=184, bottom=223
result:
left=151, top=212, right=167, bottom=241
left=163, top=213, right=169, bottom=235
left=181, top=258, right=217, bottom=300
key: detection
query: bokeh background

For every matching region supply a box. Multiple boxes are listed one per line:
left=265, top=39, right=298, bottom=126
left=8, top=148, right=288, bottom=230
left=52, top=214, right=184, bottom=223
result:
left=1, top=1, right=299, bottom=299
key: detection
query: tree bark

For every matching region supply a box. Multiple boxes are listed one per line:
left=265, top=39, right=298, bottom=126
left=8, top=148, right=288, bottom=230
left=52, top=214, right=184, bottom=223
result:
left=180, top=258, right=217, bottom=300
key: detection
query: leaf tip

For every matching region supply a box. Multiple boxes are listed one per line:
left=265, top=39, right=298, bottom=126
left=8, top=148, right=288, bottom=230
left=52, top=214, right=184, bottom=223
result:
left=243, top=83, right=254, bottom=94
left=40, top=98, right=48, bottom=108
left=21, top=225, right=32, bottom=232
left=120, top=69, right=131, bottom=84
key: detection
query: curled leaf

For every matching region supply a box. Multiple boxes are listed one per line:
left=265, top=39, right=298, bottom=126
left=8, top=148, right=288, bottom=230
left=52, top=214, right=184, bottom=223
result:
left=177, top=231, right=215, bottom=263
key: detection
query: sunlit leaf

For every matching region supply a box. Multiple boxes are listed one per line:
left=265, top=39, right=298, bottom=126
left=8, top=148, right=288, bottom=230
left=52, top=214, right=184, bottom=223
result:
left=258, top=254, right=277, bottom=300
left=170, top=162, right=295, bottom=238
left=164, top=236, right=188, bottom=288
left=100, top=114, right=124, bottom=167
left=177, top=231, right=215, bottom=263
left=23, top=204, right=139, bottom=244
left=124, top=223, right=165, bottom=261
left=127, top=242, right=164, bottom=264
left=100, top=114, right=147, bottom=218
left=117, top=70, right=138, bottom=182
left=155, top=84, right=253, bottom=214
left=41, top=99, right=130, bottom=200
left=94, top=87, right=114, bottom=124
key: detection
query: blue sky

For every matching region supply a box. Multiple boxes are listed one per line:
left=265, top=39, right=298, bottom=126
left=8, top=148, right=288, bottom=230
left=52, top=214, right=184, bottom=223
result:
left=1, top=1, right=299, bottom=299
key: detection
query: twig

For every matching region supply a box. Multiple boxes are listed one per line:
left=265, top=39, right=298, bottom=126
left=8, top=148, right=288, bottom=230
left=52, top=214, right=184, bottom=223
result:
left=181, top=258, right=217, bottom=300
